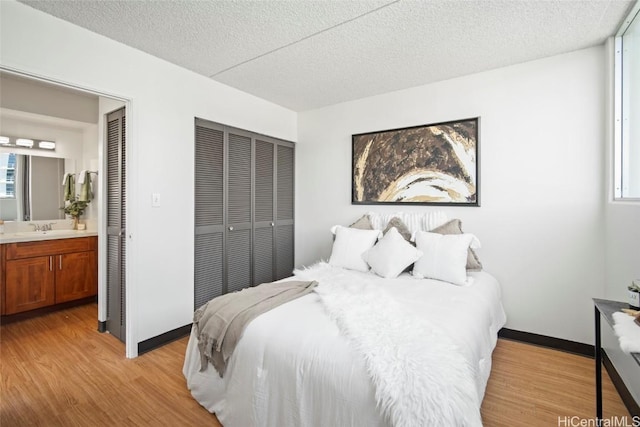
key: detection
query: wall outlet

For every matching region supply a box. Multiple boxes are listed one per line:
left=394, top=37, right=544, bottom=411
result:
left=152, top=193, right=161, bottom=207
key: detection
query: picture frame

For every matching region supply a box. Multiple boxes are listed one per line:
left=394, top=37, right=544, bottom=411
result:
left=352, top=117, right=480, bottom=206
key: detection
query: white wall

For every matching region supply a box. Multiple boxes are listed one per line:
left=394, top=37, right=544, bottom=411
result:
left=297, top=46, right=606, bottom=345
left=0, top=1, right=297, bottom=355
left=79, top=124, right=99, bottom=222
left=0, top=72, right=98, bottom=123
left=0, top=111, right=85, bottom=160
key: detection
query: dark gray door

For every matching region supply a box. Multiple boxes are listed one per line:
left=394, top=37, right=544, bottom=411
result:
left=106, top=107, right=126, bottom=342
left=194, top=120, right=225, bottom=309
left=226, top=130, right=252, bottom=293
left=253, top=139, right=275, bottom=285
left=194, top=119, right=295, bottom=308
left=275, top=144, right=294, bottom=280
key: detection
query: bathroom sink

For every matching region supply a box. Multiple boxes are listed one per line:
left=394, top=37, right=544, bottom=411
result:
left=14, top=230, right=76, bottom=236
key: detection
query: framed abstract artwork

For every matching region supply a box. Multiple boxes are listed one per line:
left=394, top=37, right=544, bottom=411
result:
left=352, top=117, right=480, bottom=206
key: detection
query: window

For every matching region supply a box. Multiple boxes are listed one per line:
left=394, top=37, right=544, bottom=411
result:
left=0, top=152, right=17, bottom=198
left=615, top=4, right=640, bottom=200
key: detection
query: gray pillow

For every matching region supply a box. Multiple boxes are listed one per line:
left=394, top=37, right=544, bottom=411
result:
left=349, top=215, right=373, bottom=230
left=332, top=215, right=374, bottom=242
left=430, top=219, right=483, bottom=271
left=383, top=217, right=412, bottom=241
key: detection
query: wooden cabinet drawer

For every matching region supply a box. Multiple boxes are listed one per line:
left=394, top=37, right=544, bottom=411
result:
left=6, top=237, right=96, bottom=260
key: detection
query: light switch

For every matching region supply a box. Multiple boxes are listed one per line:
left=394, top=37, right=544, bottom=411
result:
left=152, top=193, right=161, bottom=207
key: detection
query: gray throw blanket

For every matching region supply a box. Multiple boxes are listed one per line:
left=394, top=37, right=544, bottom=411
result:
left=194, top=280, right=317, bottom=377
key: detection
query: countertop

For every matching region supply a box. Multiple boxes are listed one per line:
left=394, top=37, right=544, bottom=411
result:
left=593, top=298, right=640, bottom=366
left=0, top=230, right=98, bottom=244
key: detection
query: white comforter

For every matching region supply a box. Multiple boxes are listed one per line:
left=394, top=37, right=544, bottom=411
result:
left=183, top=264, right=506, bottom=427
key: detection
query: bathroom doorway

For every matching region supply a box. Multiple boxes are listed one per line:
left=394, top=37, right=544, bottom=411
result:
left=0, top=69, right=131, bottom=354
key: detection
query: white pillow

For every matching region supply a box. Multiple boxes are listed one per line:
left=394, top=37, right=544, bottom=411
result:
left=412, top=231, right=479, bottom=285
left=363, top=227, right=423, bottom=279
left=329, top=226, right=382, bottom=272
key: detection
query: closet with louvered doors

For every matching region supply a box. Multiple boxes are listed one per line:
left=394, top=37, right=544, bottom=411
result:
left=194, top=118, right=295, bottom=310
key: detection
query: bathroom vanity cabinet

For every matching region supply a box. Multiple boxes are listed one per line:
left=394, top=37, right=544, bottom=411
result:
left=1, top=236, right=97, bottom=315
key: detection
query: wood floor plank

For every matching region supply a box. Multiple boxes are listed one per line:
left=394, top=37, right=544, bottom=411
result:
left=481, top=339, right=631, bottom=426
left=1, top=304, right=633, bottom=426
left=1, top=304, right=218, bottom=427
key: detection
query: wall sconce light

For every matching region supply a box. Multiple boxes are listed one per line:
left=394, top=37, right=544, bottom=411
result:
left=0, top=136, right=56, bottom=151
left=39, top=141, right=56, bottom=150
left=16, top=138, right=34, bottom=147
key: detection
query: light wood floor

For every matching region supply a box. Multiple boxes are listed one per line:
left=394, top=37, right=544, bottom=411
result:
left=0, top=304, right=630, bottom=426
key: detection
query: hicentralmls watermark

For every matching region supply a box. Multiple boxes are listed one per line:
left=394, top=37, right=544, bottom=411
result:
left=558, top=416, right=640, bottom=427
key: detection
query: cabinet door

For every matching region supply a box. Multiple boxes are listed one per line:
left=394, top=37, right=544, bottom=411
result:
left=55, top=251, right=97, bottom=303
left=5, top=256, right=55, bottom=314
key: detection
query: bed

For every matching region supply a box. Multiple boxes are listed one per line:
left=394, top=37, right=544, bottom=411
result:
left=183, top=213, right=507, bottom=427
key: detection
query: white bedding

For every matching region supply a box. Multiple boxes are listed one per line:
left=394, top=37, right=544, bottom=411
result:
left=183, top=264, right=506, bottom=427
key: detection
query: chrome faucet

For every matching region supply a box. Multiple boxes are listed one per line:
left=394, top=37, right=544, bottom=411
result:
left=29, top=223, right=54, bottom=232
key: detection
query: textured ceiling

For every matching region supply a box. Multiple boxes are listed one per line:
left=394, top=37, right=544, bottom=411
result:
left=20, top=0, right=635, bottom=112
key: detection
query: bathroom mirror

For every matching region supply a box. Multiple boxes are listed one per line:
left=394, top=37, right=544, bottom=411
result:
left=0, top=152, right=72, bottom=221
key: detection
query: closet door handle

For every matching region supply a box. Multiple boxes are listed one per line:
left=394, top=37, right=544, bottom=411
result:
left=59, top=255, right=62, bottom=270
left=49, top=256, right=53, bottom=271
left=270, top=222, right=275, bottom=227
left=228, top=226, right=234, bottom=231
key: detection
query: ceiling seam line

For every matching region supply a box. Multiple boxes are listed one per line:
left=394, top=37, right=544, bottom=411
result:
left=209, top=0, right=401, bottom=78
left=595, top=0, right=613, bottom=30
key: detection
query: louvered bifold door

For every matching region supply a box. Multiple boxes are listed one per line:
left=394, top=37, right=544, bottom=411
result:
left=194, top=120, right=225, bottom=309
left=226, top=130, right=252, bottom=293
left=106, top=107, right=126, bottom=342
left=275, top=143, right=295, bottom=280
left=253, top=139, right=275, bottom=286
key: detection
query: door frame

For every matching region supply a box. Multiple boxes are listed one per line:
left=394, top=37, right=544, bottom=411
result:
left=0, top=65, right=138, bottom=358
